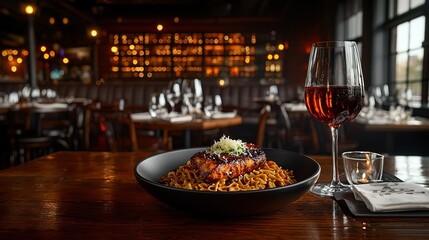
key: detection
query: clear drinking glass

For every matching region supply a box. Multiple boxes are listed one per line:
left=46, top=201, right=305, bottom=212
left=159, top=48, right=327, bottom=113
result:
left=166, top=79, right=182, bottom=115
left=181, top=78, right=203, bottom=116
left=204, top=95, right=214, bottom=118
left=148, top=92, right=168, bottom=118
left=342, top=151, right=384, bottom=185
left=213, top=94, right=222, bottom=112
left=304, top=41, right=365, bottom=196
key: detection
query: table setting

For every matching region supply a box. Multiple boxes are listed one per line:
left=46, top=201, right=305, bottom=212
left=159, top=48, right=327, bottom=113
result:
left=332, top=151, right=429, bottom=217
left=2, top=42, right=429, bottom=239
left=302, top=41, right=429, bottom=218
left=132, top=78, right=238, bottom=123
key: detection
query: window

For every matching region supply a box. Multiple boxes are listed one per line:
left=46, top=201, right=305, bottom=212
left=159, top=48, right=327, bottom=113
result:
left=388, top=0, right=426, bottom=105
left=337, top=0, right=429, bottom=106
left=365, top=0, right=428, bottom=107
left=336, top=0, right=363, bottom=52
left=389, top=0, right=425, bottom=18
left=391, top=16, right=425, bottom=100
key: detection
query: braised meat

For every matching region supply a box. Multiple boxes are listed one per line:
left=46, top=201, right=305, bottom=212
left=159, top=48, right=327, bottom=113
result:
left=189, top=143, right=267, bottom=182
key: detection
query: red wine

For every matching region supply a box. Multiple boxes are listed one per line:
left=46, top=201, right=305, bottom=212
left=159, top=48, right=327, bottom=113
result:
left=305, top=86, right=364, bottom=127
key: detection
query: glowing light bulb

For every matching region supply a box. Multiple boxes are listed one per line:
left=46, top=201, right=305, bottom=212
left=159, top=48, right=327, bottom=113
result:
left=25, top=5, right=35, bottom=15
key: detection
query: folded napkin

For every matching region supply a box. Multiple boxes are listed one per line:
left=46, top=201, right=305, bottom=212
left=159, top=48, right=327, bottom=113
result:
left=163, top=115, right=193, bottom=123
left=284, top=103, right=307, bottom=112
left=352, top=182, right=429, bottom=212
left=131, top=112, right=152, bottom=121
left=33, top=102, right=68, bottom=109
left=0, top=102, right=13, bottom=108
left=367, top=118, right=390, bottom=125
left=211, top=111, right=237, bottom=119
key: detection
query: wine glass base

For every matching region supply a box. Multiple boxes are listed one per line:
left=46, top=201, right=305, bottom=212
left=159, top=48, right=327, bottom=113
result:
left=310, top=183, right=350, bottom=197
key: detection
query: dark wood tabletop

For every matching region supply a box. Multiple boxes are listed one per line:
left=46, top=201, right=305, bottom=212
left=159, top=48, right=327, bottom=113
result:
left=133, top=115, right=242, bottom=148
left=0, top=151, right=428, bottom=239
left=352, top=116, right=429, bottom=132
left=133, top=115, right=242, bottom=131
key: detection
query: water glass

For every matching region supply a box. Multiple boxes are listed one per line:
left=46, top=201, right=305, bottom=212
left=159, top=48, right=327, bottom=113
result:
left=342, top=151, right=384, bottom=185
left=213, top=94, right=222, bottom=112
left=204, top=95, right=214, bottom=117
left=148, top=93, right=168, bottom=118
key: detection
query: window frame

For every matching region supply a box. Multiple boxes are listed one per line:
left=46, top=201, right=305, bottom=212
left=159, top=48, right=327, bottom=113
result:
left=377, top=0, right=428, bottom=106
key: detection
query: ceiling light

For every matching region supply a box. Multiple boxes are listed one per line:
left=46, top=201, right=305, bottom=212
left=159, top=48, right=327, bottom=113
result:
left=24, top=4, right=36, bottom=15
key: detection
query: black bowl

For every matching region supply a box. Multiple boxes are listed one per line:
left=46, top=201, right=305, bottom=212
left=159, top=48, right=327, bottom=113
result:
left=134, top=148, right=320, bottom=216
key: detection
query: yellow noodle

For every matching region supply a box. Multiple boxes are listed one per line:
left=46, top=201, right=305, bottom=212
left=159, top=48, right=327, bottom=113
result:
left=160, top=160, right=296, bottom=192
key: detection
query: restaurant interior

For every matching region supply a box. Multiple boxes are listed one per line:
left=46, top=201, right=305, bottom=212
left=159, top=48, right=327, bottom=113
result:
left=1, top=1, right=429, bottom=238
left=0, top=0, right=429, bottom=169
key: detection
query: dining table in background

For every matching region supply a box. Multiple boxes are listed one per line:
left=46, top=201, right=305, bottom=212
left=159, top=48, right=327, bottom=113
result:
left=132, top=115, right=242, bottom=148
left=350, top=114, right=429, bottom=155
left=0, top=151, right=428, bottom=239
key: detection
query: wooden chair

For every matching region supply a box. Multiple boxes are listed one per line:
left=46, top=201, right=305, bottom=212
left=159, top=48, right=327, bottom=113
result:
left=84, top=101, right=170, bottom=152
left=256, top=105, right=271, bottom=147
left=40, top=104, right=78, bottom=150
left=83, top=101, right=134, bottom=152
left=101, top=109, right=137, bottom=152
left=310, top=119, right=359, bottom=155
left=272, top=104, right=315, bottom=153
left=8, top=103, right=76, bottom=164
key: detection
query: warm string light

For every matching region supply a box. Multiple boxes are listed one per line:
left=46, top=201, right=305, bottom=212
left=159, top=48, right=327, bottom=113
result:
left=265, top=40, right=287, bottom=75
left=90, top=29, right=98, bottom=37
left=1, top=49, right=30, bottom=74
left=24, top=4, right=36, bottom=15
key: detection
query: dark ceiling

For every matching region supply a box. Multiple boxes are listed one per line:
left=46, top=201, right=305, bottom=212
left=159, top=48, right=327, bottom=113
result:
left=0, top=0, right=326, bottom=48
left=67, top=0, right=297, bottom=19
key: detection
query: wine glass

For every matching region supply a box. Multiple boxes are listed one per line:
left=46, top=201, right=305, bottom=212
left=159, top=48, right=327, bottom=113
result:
left=204, top=95, right=215, bottom=118
left=166, top=79, right=182, bottom=115
left=181, top=78, right=203, bottom=116
left=213, top=94, right=222, bottom=112
left=148, top=92, right=168, bottom=118
left=304, top=41, right=365, bottom=197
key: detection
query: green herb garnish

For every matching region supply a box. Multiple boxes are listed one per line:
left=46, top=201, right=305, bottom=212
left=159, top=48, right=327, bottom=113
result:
left=208, top=135, right=247, bottom=156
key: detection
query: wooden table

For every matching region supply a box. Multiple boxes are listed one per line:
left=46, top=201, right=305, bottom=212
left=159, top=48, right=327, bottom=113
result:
left=353, top=116, right=429, bottom=132
left=133, top=115, right=242, bottom=147
left=350, top=116, right=429, bottom=155
left=0, top=151, right=428, bottom=239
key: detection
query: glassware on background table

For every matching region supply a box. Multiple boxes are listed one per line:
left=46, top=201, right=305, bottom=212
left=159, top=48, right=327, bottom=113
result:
left=203, top=95, right=214, bottom=118
left=8, top=92, right=19, bottom=104
left=148, top=92, right=168, bottom=118
left=181, top=78, right=203, bottom=117
left=166, top=79, right=182, bottom=115
left=214, top=94, right=222, bottom=112
left=342, top=151, right=384, bottom=185
left=266, top=85, right=279, bottom=100
left=304, top=41, right=365, bottom=197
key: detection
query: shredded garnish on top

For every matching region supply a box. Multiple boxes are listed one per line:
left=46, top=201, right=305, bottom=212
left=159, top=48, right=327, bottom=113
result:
left=208, top=135, right=247, bottom=156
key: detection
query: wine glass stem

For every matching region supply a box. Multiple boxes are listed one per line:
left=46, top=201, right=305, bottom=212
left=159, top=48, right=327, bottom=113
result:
left=170, top=102, right=176, bottom=113
left=330, top=126, right=340, bottom=187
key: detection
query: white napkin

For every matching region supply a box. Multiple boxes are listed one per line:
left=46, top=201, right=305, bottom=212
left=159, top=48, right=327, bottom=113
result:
left=368, top=118, right=390, bottom=125
left=131, top=112, right=152, bottom=121
left=164, top=115, right=193, bottom=123
left=284, top=103, right=307, bottom=112
left=352, top=182, right=429, bottom=212
left=0, top=102, right=13, bottom=108
left=33, top=102, right=68, bottom=109
left=211, top=111, right=237, bottom=119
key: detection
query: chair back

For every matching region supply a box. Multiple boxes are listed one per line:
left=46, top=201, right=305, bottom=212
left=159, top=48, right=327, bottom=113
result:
left=84, top=102, right=137, bottom=152
left=256, top=105, right=271, bottom=147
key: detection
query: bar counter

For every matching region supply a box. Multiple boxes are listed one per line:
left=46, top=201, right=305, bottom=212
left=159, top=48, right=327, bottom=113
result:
left=0, top=151, right=428, bottom=239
